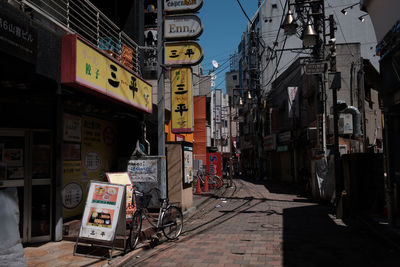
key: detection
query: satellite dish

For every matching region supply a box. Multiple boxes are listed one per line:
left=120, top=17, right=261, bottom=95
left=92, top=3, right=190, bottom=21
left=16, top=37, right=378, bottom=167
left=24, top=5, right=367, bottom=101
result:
left=211, top=81, right=216, bottom=87
left=212, top=60, right=219, bottom=69
left=210, top=72, right=217, bottom=81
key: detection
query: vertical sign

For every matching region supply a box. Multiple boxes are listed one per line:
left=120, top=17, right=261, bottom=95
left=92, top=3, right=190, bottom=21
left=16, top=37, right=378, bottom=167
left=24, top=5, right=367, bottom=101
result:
left=183, top=145, right=193, bottom=186
left=171, top=67, right=193, bottom=133
left=287, top=86, right=298, bottom=118
left=206, top=153, right=222, bottom=178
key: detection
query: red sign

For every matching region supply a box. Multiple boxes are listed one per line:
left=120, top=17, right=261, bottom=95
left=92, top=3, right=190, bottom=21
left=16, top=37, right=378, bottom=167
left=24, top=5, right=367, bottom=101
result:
left=206, top=153, right=222, bottom=177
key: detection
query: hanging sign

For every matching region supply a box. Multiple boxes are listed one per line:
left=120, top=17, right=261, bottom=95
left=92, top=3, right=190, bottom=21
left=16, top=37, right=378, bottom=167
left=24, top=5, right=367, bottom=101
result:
left=165, top=41, right=203, bottom=66
left=171, top=67, right=194, bottom=133
left=78, top=181, right=125, bottom=242
left=164, top=0, right=204, bottom=13
left=164, top=15, right=203, bottom=40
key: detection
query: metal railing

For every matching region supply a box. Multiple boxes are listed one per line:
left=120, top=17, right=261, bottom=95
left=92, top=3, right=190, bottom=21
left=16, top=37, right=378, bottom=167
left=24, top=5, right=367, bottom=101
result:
left=17, top=0, right=141, bottom=75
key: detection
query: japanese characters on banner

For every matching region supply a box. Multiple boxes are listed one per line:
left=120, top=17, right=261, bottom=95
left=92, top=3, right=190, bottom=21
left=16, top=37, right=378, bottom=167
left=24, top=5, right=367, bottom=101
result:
left=206, top=152, right=222, bottom=178
left=164, top=0, right=203, bottom=133
left=79, top=181, right=125, bottom=242
left=171, top=67, right=194, bottom=133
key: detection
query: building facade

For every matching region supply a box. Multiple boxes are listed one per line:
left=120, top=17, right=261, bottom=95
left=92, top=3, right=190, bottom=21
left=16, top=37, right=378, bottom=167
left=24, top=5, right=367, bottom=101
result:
left=0, top=0, right=150, bottom=243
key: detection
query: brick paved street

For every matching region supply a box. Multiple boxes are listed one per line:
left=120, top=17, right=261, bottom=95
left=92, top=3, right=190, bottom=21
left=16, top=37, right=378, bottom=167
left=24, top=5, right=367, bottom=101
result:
left=117, top=178, right=400, bottom=267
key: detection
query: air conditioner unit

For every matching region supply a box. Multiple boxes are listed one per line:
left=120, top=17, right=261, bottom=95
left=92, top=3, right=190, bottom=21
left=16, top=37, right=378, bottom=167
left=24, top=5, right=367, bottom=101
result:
left=329, top=113, right=353, bottom=135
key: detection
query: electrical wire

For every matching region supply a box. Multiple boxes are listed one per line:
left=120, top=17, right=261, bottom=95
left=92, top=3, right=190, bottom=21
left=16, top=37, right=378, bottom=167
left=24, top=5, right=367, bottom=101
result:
left=235, top=0, right=252, bottom=25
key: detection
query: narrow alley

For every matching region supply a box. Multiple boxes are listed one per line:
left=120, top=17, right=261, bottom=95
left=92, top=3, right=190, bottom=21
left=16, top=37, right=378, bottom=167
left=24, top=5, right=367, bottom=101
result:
left=117, top=178, right=400, bottom=267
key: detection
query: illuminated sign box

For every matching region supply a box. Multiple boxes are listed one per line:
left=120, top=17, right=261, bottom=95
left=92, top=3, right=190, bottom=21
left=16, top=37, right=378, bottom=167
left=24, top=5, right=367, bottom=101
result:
left=61, top=34, right=152, bottom=114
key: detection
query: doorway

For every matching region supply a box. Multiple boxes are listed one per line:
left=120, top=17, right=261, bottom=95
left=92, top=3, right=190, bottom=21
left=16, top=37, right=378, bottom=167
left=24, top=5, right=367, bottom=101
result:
left=0, top=129, right=52, bottom=243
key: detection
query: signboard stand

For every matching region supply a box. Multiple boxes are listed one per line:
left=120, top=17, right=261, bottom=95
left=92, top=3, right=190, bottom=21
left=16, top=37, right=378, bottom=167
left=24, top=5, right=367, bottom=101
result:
left=127, top=155, right=166, bottom=207
left=73, top=181, right=128, bottom=260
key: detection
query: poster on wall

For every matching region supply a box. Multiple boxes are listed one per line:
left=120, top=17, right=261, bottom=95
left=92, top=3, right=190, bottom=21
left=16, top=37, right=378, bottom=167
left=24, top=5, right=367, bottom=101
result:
left=63, top=182, right=83, bottom=209
left=63, top=113, right=82, bottom=142
left=183, top=145, right=193, bottom=188
left=206, top=152, right=222, bottom=178
left=79, top=181, right=125, bottom=242
left=62, top=116, right=117, bottom=219
left=4, top=149, right=23, bottom=166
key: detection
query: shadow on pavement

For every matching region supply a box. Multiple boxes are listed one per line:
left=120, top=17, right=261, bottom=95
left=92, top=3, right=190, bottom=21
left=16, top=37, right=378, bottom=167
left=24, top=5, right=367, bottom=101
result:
left=282, top=204, right=400, bottom=267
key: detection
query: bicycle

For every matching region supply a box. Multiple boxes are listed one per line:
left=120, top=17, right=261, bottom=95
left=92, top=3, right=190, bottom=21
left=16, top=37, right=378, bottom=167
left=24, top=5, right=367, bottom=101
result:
left=127, top=188, right=183, bottom=251
left=195, top=168, right=224, bottom=190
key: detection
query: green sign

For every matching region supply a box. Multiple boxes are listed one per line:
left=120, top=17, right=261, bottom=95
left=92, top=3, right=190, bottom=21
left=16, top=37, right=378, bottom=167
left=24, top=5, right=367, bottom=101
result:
left=277, top=145, right=289, bottom=152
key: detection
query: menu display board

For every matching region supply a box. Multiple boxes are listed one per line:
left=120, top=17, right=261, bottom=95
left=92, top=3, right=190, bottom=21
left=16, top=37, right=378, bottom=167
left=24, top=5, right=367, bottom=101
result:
left=78, top=181, right=125, bottom=242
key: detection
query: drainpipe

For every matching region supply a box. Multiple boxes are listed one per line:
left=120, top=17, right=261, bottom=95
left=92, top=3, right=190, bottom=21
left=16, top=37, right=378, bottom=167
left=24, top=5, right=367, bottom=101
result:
left=359, top=59, right=367, bottom=151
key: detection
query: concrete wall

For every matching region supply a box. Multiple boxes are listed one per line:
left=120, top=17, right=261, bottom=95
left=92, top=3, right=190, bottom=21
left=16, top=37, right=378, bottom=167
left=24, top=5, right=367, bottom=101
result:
left=166, top=143, right=193, bottom=212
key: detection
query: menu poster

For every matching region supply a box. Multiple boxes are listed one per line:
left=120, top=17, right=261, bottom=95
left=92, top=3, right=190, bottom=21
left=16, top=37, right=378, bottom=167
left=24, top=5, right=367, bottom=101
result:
left=125, top=185, right=136, bottom=221
left=79, top=181, right=125, bottom=242
left=106, top=172, right=136, bottom=221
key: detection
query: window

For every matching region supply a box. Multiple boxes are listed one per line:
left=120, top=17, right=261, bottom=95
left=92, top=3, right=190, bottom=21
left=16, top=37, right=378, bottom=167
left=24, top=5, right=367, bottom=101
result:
left=233, top=75, right=237, bottom=81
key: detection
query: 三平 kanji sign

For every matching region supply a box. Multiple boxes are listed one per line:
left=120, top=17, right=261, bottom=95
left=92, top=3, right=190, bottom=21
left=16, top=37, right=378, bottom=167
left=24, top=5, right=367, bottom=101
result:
left=165, top=41, right=203, bottom=66
left=171, top=67, right=193, bottom=133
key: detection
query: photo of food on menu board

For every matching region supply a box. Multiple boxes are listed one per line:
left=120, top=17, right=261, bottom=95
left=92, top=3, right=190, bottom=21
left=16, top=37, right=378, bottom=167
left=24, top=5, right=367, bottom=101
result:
left=87, top=207, right=114, bottom=228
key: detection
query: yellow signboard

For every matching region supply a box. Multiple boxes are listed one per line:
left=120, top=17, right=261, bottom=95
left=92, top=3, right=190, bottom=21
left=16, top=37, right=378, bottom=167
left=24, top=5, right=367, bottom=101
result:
left=64, top=37, right=152, bottom=113
left=171, top=67, right=193, bottom=133
left=165, top=41, right=203, bottom=66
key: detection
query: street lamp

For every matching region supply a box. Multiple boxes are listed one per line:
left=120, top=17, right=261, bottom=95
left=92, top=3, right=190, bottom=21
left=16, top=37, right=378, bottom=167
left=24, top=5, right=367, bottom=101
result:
left=282, top=10, right=297, bottom=35
left=302, top=20, right=318, bottom=47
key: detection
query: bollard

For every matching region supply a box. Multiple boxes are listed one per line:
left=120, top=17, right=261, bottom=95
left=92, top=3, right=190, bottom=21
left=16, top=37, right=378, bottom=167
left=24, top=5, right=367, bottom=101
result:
left=195, top=177, right=202, bottom=194
left=203, top=175, right=209, bottom=192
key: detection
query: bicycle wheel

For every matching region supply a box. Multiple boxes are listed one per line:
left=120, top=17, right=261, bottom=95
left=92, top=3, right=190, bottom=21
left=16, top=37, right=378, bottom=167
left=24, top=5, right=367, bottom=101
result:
left=128, top=211, right=142, bottom=250
left=161, top=205, right=183, bottom=240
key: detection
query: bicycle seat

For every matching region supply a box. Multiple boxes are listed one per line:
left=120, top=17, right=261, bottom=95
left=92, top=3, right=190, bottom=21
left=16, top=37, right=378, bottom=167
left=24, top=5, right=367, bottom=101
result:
left=159, top=197, right=168, bottom=203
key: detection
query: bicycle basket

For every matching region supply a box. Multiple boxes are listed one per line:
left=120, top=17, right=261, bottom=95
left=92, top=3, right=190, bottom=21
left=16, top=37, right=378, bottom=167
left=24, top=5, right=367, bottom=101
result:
left=135, top=193, right=152, bottom=209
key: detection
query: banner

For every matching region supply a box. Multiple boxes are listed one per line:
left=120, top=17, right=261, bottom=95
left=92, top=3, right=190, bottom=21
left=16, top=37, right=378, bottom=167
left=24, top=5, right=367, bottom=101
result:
left=206, top=153, right=222, bottom=178
left=171, top=67, right=193, bottom=133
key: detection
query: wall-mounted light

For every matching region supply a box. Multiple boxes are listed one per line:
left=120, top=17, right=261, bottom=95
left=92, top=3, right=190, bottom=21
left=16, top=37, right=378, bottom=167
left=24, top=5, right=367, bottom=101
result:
left=358, top=14, right=368, bottom=22
left=340, top=3, right=359, bottom=16
left=247, top=91, right=252, bottom=99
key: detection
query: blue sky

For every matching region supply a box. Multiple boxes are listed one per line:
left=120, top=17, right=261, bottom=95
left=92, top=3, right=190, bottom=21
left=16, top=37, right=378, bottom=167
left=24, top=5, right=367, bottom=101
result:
left=198, top=0, right=259, bottom=92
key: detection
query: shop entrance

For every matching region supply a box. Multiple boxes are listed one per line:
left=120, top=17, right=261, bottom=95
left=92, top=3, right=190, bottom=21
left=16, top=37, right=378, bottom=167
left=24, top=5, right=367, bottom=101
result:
left=0, top=129, right=52, bottom=243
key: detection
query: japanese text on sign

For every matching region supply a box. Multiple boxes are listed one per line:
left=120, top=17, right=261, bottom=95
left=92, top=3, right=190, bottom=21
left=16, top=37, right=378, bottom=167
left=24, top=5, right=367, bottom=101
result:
left=171, top=68, right=193, bottom=133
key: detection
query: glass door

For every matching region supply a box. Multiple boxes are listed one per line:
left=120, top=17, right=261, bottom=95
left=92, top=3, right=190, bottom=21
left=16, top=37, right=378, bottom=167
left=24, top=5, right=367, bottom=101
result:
left=0, top=129, right=27, bottom=241
left=0, top=129, right=52, bottom=243
left=29, top=130, right=52, bottom=243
